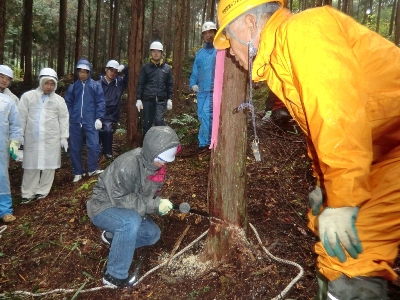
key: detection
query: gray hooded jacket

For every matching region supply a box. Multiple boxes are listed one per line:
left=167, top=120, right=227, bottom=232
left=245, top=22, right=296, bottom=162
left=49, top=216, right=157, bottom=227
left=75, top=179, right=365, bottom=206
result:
left=86, top=126, right=180, bottom=218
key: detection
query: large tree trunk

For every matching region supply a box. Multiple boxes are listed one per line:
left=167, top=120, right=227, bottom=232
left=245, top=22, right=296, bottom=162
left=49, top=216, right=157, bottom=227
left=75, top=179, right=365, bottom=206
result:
left=92, top=0, right=101, bottom=73
left=57, top=0, right=67, bottom=78
left=201, top=51, right=248, bottom=263
left=22, top=0, right=33, bottom=86
left=172, top=0, right=185, bottom=102
left=75, top=0, right=85, bottom=68
left=127, top=0, right=145, bottom=148
left=165, top=0, right=173, bottom=60
left=110, top=0, right=120, bottom=59
left=0, top=0, right=5, bottom=64
left=395, top=0, right=400, bottom=45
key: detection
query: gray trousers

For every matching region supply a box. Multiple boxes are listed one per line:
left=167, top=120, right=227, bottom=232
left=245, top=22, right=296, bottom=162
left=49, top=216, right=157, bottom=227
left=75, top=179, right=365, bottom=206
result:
left=315, top=271, right=387, bottom=300
left=21, top=169, right=55, bottom=198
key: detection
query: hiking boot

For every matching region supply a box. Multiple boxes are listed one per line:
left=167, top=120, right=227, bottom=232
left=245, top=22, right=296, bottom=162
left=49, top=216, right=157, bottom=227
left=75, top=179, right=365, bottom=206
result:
left=21, top=196, right=35, bottom=204
left=102, top=270, right=137, bottom=288
left=88, top=169, right=103, bottom=176
left=101, top=231, right=113, bottom=245
left=2, top=214, right=16, bottom=223
left=35, top=194, right=47, bottom=200
left=73, top=175, right=84, bottom=183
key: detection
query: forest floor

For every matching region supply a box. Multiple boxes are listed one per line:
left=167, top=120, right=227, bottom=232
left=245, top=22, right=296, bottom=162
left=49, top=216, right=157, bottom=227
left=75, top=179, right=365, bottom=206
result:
left=1, top=86, right=400, bottom=300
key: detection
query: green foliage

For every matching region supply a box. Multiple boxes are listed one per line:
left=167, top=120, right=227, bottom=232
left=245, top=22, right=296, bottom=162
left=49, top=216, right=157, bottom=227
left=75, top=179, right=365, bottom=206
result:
left=252, top=83, right=270, bottom=113
left=76, top=180, right=97, bottom=192
left=170, top=113, right=200, bottom=145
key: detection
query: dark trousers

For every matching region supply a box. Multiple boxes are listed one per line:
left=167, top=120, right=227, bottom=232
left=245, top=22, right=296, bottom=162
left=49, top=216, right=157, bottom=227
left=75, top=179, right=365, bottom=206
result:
left=142, top=99, right=166, bottom=138
left=99, top=121, right=114, bottom=156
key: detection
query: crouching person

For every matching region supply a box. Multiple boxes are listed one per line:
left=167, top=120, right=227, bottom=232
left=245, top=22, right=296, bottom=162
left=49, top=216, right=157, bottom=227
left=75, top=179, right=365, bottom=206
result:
left=86, top=126, right=180, bottom=287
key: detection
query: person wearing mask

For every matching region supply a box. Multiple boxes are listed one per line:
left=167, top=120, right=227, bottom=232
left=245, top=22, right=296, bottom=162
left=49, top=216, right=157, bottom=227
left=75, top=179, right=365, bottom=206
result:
left=0, top=92, right=21, bottom=222
left=214, top=0, right=400, bottom=298
left=65, top=59, right=105, bottom=183
left=86, top=126, right=180, bottom=287
left=136, top=41, right=173, bottom=139
left=98, top=60, right=128, bottom=159
left=189, top=21, right=217, bottom=152
left=18, top=68, right=69, bottom=203
left=0, top=65, right=19, bottom=105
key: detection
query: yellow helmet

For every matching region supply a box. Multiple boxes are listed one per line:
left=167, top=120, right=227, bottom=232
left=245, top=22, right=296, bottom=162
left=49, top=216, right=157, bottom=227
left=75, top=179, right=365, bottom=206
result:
left=214, top=0, right=284, bottom=50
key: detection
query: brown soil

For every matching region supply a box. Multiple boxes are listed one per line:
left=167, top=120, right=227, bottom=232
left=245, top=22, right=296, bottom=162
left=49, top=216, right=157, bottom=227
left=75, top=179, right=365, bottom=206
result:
left=1, top=94, right=400, bottom=300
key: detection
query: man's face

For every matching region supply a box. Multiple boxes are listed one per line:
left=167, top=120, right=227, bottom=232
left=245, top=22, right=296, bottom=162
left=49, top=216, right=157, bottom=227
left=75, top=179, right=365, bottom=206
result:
left=0, top=73, right=12, bottom=91
left=78, top=69, right=90, bottom=81
left=225, top=19, right=253, bottom=70
left=151, top=50, right=162, bottom=62
left=105, top=67, right=117, bottom=81
left=42, top=80, right=56, bottom=94
left=202, top=29, right=216, bottom=43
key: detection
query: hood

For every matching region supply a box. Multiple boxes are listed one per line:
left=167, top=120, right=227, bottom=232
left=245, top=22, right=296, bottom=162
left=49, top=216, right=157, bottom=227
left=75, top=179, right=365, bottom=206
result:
left=141, top=126, right=180, bottom=171
left=75, top=58, right=93, bottom=77
left=39, top=76, right=58, bottom=96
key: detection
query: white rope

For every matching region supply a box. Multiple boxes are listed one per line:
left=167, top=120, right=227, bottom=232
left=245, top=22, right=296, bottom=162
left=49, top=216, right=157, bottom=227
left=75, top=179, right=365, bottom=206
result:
left=0, top=225, right=7, bottom=239
left=0, top=223, right=304, bottom=299
left=249, top=222, right=304, bottom=300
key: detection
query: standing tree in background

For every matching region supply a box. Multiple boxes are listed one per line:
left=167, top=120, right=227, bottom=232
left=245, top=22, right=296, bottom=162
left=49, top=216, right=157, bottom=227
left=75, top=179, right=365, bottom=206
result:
left=92, top=0, right=101, bottom=72
left=172, top=0, right=185, bottom=102
left=74, top=0, right=84, bottom=70
left=21, top=0, right=33, bottom=87
left=110, top=0, right=120, bottom=59
left=57, top=0, right=67, bottom=78
left=127, top=0, right=145, bottom=148
left=0, top=0, right=5, bottom=64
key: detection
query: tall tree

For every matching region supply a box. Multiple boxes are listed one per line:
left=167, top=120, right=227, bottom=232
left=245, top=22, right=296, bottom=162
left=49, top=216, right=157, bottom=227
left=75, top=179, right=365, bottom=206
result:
left=172, top=0, right=185, bottom=102
left=110, top=0, right=120, bottom=59
left=0, top=0, right=5, bottom=64
left=21, top=0, right=33, bottom=86
left=201, top=51, right=248, bottom=262
left=165, top=0, right=174, bottom=60
left=184, top=0, right=190, bottom=57
left=127, top=0, right=145, bottom=148
left=75, top=0, right=85, bottom=68
left=92, top=0, right=101, bottom=72
left=57, top=0, right=67, bottom=78
left=395, top=0, right=400, bottom=44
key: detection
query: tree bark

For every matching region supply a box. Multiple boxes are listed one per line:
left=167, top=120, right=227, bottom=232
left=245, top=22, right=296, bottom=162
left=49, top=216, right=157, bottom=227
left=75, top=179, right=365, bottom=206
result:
left=22, top=0, right=33, bottom=86
left=0, top=0, right=6, bottom=64
left=395, top=0, right=400, bottom=45
left=92, top=0, right=101, bottom=73
left=201, top=50, right=248, bottom=263
left=57, top=0, right=67, bottom=78
left=127, top=0, right=145, bottom=148
left=110, top=0, right=120, bottom=59
left=75, top=0, right=85, bottom=69
left=172, top=0, right=185, bottom=102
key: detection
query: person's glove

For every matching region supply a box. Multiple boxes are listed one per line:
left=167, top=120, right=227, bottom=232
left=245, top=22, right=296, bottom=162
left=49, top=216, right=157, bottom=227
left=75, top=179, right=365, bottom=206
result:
left=159, top=199, right=173, bottom=215
left=167, top=99, right=172, bottom=110
left=95, top=119, right=102, bottom=130
left=192, top=85, right=199, bottom=92
left=136, top=100, right=143, bottom=112
left=60, top=138, right=68, bottom=152
left=117, top=65, right=125, bottom=72
left=309, top=186, right=323, bottom=216
left=318, top=206, right=362, bottom=263
left=9, top=140, right=19, bottom=160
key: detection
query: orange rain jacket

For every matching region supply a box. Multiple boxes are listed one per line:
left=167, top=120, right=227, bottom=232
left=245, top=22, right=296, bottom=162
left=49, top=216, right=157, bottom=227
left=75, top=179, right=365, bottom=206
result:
left=253, top=3, right=400, bottom=281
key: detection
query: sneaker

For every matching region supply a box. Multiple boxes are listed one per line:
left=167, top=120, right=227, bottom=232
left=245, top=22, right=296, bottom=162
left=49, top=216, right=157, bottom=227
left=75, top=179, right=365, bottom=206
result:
left=73, top=175, right=83, bottom=183
left=101, top=231, right=113, bottom=245
left=2, top=214, right=16, bottom=223
left=35, top=194, right=47, bottom=200
left=105, top=154, right=113, bottom=159
left=88, top=169, right=103, bottom=176
left=21, top=196, right=35, bottom=204
left=102, top=270, right=137, bottom=288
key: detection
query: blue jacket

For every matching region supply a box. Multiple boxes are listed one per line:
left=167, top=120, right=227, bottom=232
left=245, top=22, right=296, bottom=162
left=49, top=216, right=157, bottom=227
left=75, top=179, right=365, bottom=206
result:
left=65, top=59, right=105, bottom=125
left=189, top=43, right=217, bottom=92
left=98, top=66, right=128, bottom=122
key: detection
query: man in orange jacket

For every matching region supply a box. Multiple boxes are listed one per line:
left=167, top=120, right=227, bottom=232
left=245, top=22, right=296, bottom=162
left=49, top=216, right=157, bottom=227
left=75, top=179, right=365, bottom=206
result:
left=215, top=0, right=400, bottom=298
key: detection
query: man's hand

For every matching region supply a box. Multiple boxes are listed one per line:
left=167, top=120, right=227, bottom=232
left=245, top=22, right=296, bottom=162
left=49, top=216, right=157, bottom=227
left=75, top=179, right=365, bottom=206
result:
left=318, top=206, right=362, bottom=263
left=136, top=100, right=143, bottom=112
left=159, top=199, right=173, bottom=215
left=192, top=85, right=199, bottom=92
left=117, top=65, right=125, bottom=73
left=60, top=138, right=68, bottom=152
left=9, top=140, right=19, bottom=160
left=167, top=99, right=172, bottom=110
left=309, top=186, right=323, bottom=215
left=95, top=119, right=102, bottom=130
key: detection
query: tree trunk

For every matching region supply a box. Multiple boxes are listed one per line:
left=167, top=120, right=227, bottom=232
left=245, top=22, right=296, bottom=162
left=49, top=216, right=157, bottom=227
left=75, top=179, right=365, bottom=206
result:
left=108, top=0, right=114, bottom=59
left=376, top=0, right=383, bottom=33
left=165, top=0, right=173, bottom=60
left=210, top=0, right=216, bottom=21
left=22, top=0, right=33, bottom=86
left=57, top=0, right=67, bottom=78
left=92, top=0, right=101, bottom=73
left=389, top=0, right=397, bottom=36
left=172, top=0, right=185, bottom=102
left=0, top=0, right=5, bottom=64
left=201, top=50, right=248, bottom=263
left=75, top=0, right=85, bottom=68
left=127, top=0, right=145, bottom=148
left=395, top=0, right=400, bottom=45
left=184, top=0, right=190, bottom=57
left=110, top=0, right=120, bottom=59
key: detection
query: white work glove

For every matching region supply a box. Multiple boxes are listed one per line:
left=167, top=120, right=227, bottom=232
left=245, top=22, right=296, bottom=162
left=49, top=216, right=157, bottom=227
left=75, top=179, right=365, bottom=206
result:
left=117, top=65, right=125, bottom=72
left=167, top=99, right=172, bottom=110
left=9, top=140, right=19, bottom=160
left=95, top=119, right=102, bottom=130
left=60, top=138, right=68, bottom=152
left=136, top=100, right=143, bottom=112
left=318, top=206, right=362, bottom=263
left=192, top=85, right=199, bottom=92
left=159, top=199, right=173, bottom=215
left=309, top=186, right=324, bottom=216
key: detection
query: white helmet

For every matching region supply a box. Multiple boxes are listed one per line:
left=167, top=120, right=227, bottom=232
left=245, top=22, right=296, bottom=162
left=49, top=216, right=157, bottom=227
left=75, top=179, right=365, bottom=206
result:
left=0, top=65, right=14, bottom=79
left=106, top=60, right=119, bottom=69
left=38, top=67, right=58, bottom=80
left=157, top=147, right=178, bottom=162
left=202, top=21, right=217, bottom=33
left=77, top=64, right=90, bottom=71
left=149, top=41, right=163, bottom=52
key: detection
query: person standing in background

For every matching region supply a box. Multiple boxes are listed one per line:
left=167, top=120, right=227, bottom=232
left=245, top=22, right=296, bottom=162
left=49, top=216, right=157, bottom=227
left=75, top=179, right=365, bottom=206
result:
left=0, top=65, right=19, bottom=105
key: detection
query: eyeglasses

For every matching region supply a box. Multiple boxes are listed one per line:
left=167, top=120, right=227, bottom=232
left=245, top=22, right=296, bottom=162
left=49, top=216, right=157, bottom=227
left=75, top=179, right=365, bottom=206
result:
left=107, top=68, right=117, bottom=73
